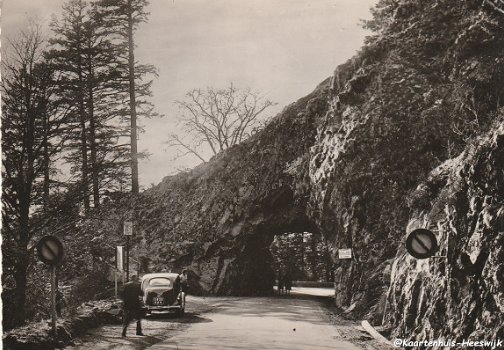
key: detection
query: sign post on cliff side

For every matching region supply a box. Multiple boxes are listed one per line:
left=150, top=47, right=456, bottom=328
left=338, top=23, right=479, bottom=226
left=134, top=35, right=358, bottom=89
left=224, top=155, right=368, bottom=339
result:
left=338, top=248, right=352, bottom=259
left=405, top=228, right=438, bottom=259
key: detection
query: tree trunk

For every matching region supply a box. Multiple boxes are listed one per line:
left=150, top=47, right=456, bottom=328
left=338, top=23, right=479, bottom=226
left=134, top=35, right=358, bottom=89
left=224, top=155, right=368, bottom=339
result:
left=89, top=107, right=99, bottom=207
left=79, top=99, right=90, bottom=211
left=11, top=253, right=29, bottom=327
left=12, top=190, right=32, bottom=327
left=42, top=111, right=50, bottom=212
left=12, top=72, right=35, bottom=325
left=128, top=0, right=139, bottom=194
left=87, top=58, right=100, bottom=207
left=77, top=48, right=90, bottom=211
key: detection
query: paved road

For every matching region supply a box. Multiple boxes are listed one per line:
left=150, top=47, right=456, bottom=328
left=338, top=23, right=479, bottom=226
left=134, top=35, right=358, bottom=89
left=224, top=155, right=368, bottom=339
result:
left=69, top=288, right=391, bottom=350
left=151, top=296, right=359, bottom=350
left=289, top=286, right=334, bottom=297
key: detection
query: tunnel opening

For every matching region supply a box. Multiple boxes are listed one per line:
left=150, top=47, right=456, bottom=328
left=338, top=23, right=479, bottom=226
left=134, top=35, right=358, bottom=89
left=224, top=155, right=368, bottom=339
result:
left=230, top=229, right=334, bottom=296
left=270, top=232, right=334, bottom=287
left=219, top=186, right=334, bottom=296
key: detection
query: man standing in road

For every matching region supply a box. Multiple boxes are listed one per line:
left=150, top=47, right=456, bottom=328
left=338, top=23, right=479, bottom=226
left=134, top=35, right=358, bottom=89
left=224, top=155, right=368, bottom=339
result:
left=180, top=269, right=189, bottom=294
left=121, top=275, right=145, bottom=337
left=177, top=269, right=189, bottom=306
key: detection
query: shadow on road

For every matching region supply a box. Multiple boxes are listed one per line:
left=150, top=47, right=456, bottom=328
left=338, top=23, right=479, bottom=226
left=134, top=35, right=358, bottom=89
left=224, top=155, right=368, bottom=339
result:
left=67, top=324, right=170, bottom=350
left=67, top=313, right=212, bottom=349
left=146, top=312, right=213, bottom=324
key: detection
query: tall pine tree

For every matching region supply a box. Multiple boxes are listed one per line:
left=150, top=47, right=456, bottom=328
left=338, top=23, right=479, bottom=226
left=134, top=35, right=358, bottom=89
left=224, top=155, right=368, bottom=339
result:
left=48, top=0, right=92, bottom=210
left=48, top=0, right=131, bottom=209
left=95, top=0, right=158, bottom=194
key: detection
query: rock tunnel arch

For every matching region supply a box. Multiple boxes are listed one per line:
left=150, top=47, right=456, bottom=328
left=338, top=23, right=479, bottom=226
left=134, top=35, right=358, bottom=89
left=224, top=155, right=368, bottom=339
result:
left=128, top=83, right=332, bottom=297
left=212, top=186, right=328, bottom=296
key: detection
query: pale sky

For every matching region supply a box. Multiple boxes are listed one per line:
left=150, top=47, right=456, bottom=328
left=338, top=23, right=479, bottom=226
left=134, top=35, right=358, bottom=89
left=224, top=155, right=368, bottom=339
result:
left=1, top=0, right=377, bottom=188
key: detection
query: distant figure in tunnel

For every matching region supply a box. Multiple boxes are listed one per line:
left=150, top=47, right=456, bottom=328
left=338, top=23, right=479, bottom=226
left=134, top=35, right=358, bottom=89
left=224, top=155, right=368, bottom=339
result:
left=121, top=275, right=145, bottom=337
left=277, top=271, right=285, bottom=295
left=284, top=270, right=292, bottom=295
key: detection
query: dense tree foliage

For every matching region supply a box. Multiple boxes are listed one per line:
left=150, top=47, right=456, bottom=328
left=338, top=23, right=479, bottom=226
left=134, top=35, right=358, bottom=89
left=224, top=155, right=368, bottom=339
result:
left=1, top=24, right=71, bottom=328
left=47, top=0, right=132, bottom=210
left=1, top=0, right=158, bottom=330
left=270, top=232, right=333, bottom=282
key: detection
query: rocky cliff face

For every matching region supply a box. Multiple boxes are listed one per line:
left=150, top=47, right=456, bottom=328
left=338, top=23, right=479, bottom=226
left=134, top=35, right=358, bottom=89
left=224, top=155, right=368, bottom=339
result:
left=306, top=0, right=504, bottom=328
left=385, top=120, right=504, bottom=341
left=84, top=0, right=504, bottom=341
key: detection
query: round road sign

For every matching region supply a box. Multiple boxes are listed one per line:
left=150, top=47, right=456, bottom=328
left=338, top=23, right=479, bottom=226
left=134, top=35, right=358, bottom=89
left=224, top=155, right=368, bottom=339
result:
left=405, top=229, right=438, bottom=259
left=37, top=236, right=64, bottom=265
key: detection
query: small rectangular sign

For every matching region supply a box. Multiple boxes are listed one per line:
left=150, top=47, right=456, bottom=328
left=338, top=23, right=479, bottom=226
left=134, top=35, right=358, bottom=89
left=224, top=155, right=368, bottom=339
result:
left=123, top=221, right=133, bottom=236
left=338, top=248, right=352, bottom=259
left=116, top=246, right=124, bottom=271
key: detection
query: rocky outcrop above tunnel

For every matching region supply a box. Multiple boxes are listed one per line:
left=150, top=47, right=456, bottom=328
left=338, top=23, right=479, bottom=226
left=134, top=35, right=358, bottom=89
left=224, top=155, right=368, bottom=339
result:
left=82, top=0, right=504, bottom=341
left=132, top=83, right=330, bottom=296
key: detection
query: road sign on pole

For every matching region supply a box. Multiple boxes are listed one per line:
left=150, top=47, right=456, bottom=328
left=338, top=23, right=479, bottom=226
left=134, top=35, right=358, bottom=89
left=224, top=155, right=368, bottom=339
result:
left=405, top=228, right=438, bottom=259
left=338, top=248, right=352, bottom=259
left=36, top=236, right=64, bottom=337
left=124, top=221, right=133, bottom=236
left=37, top=236, right=64, bottom=266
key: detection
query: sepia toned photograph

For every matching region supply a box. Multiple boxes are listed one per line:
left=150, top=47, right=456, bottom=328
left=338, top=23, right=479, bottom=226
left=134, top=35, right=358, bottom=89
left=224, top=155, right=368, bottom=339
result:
left=1, top=0, right=504, bottom=349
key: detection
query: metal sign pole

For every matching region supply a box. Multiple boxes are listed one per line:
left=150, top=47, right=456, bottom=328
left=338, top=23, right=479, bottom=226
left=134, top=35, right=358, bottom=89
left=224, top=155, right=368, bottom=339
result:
left=123, top=221, right=133, bottom=282
left=51, top=265, right=57, bottom=336
left=36, top=235, right=65, bottom=338
left=115, top=271, right=118, bottom=298
left=126, top=235, right=130, bottom=282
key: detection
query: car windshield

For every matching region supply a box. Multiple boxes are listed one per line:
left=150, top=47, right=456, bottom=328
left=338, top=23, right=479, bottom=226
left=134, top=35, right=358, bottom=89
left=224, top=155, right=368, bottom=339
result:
left=148, top=277, right=172, bottom=287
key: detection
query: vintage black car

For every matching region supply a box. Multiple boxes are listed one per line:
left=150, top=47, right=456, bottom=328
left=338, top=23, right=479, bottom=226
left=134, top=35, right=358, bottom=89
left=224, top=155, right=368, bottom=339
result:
left=141, top=273, right=185, bottom=316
